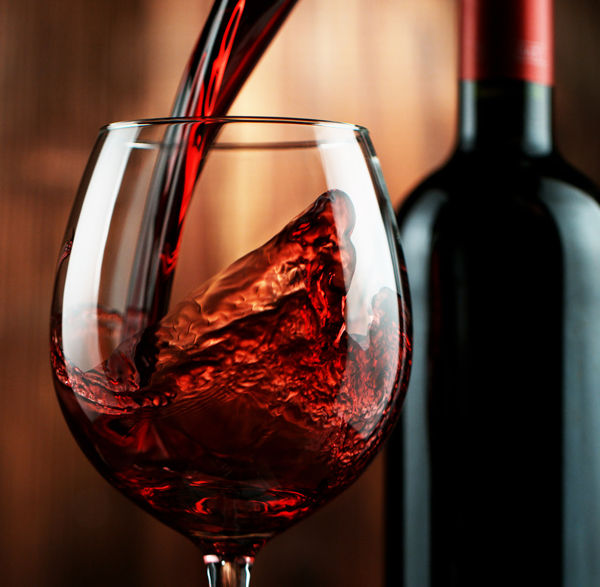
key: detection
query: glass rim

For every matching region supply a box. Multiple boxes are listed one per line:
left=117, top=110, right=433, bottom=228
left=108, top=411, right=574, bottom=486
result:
left=103, top=115, right=368, bottom=134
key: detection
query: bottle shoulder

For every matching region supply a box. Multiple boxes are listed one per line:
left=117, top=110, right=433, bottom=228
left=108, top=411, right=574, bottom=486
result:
left=397, top=148, right=600, bottom=227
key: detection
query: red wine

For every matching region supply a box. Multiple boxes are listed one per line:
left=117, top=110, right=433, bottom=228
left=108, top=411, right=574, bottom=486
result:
left=127, top=0, right=300, bottom=328
left=172, top=0, right=299, bottom=119
left=386, top=1, right=600, bottom=586
left=53, top=191, right=409, bottom=557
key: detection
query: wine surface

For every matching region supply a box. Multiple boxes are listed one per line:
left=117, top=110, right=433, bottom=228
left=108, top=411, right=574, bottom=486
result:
left=53, top=191, right=407, bottom=557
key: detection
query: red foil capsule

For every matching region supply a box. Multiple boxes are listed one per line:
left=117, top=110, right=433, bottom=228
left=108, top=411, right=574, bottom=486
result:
left=460, top=0, right=554, bottom=86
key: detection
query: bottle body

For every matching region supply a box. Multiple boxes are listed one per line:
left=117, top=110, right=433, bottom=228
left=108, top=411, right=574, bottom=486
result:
left=387, top=149, right=600, bottom=586
left=386, top=1, right=600, bottom=585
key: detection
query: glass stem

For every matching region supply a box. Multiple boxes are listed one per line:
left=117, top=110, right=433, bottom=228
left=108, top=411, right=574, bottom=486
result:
left=205, top=555, right=254, bottom=587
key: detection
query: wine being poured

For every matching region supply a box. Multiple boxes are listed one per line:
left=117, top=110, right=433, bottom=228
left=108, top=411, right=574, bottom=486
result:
left=51, top=117, right=411, bottom=585
left=51, top=2, right=412, bottom=584
left=127, top=0, right=300, bottom=330
left=172, top=0, right=300, bottom=119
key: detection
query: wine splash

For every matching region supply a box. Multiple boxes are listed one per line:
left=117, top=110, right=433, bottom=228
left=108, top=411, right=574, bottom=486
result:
left=51, top=1, right=412, bottom=571
left=52, top=190, right=408, bottom=556
left=127, top=0, right=300, bottom=329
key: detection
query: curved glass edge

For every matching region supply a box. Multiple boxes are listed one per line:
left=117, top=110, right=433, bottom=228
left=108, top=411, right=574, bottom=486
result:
left=103, top=116, right=367, bottom=134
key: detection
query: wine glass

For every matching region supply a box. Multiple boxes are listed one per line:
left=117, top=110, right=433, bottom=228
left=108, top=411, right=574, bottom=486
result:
left=50, top=117, right=411, bottom=586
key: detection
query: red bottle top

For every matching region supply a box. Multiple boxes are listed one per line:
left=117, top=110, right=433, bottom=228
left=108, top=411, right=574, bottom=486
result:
left=460, top=0, right=554, bottom=86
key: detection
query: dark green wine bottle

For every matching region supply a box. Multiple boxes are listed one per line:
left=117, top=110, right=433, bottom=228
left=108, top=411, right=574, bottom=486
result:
left=386, top=1, right=600, bottom=586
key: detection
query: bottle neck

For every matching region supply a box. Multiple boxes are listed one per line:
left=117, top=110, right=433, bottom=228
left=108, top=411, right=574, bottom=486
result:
left=458, top=79, right=554, bottom=156
left=458, top=0, right=555, bottom=156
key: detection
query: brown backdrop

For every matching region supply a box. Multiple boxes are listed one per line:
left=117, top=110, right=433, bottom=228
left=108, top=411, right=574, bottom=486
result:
left=1, top=0, right=599, bottom=585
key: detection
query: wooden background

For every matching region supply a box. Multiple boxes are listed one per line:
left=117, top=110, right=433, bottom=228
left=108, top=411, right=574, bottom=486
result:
left=1, top=0, right=600, bottom=585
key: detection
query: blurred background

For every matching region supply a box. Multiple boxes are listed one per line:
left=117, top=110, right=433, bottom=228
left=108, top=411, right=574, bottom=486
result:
left=1, top=0, right=600, bottom=585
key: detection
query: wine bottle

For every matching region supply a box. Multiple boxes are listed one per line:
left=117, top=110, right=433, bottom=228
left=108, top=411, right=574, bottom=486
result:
left=385, top=1, right=600, bottom=586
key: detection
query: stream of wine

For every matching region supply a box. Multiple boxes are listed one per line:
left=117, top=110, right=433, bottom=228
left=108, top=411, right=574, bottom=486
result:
left=125, top=0, right=299, bottom=329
